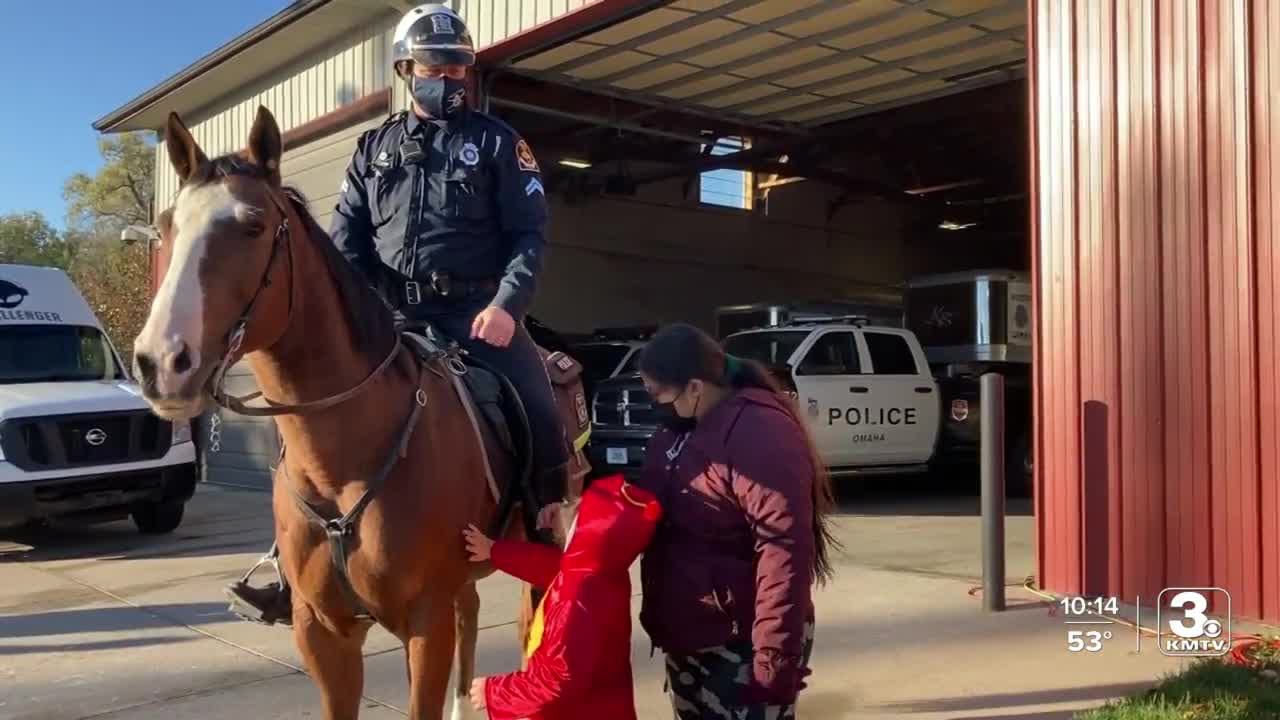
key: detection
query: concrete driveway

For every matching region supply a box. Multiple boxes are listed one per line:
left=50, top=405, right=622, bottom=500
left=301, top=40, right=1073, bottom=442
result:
left=0, top=479, right=1185, bottom=720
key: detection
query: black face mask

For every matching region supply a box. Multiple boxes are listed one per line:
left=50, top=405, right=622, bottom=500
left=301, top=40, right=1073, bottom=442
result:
left=654, top=401, right=696, bottom=434
left=411, top=76, right=467, bottom=119
left=654, top=385, right=699, bottom=434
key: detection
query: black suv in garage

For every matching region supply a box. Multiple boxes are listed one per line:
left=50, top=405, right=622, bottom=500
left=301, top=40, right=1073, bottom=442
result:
left=584, top=370, right=655, bottom=479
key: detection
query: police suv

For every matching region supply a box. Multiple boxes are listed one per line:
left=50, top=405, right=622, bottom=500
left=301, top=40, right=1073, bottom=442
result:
left=588, top=316, right=942, bottom=477
left=722, top=317, right=941, bottom=473
left=0, top=264, right=198, bottom=533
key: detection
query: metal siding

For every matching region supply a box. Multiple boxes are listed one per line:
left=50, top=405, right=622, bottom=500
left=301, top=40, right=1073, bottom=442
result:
left=1034, top=0, right=1081, bottom=596
left=1034, top=0, right=1278, bottom=620
left=151, top=22, right=395, bottom=213
left=1260, top=0, right=1280, bottom=623
left=466, top=0, right=586, bottom=51
left=1073, top=0, right=1120, bottom=597
left=1027, top=0, right=1044, bottom=594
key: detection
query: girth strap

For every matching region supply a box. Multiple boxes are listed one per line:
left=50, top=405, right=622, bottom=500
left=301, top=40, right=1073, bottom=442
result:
left=286, top=354, right=429, bottom=620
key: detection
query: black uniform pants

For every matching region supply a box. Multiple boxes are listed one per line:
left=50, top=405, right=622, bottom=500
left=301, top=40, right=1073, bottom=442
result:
left=406, top=306, right=570, bottom=488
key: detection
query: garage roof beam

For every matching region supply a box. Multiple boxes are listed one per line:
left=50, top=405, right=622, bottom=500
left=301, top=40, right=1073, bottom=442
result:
left=591, top=0, right=853, bottom=86
left=635, top=0, right=963, bottom=99
left=758, top=50, right=1027, bottom=124
left=676, top=0, right=1026, bottom=109
left=726, top=25, right=1026, bottom=117
left=539, top=0, right=765, bottom=75
left=490, top=96, right=716, bottom=146
left=813, top=64, right=1026, bottom=126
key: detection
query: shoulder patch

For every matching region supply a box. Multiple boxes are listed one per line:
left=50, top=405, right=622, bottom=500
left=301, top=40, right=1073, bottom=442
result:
left=515, top=139, right=540, bottom=173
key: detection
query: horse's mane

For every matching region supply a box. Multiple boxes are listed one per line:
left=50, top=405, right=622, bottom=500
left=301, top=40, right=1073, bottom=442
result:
left=197, top=154, right=398, bottom=364
left=280, top=186, right=398, bottom=363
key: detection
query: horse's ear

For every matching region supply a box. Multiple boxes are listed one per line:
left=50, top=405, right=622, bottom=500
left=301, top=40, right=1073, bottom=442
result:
left=247, top=105, right=282, bottom=183
left=165, top=112, right=207, bottom=183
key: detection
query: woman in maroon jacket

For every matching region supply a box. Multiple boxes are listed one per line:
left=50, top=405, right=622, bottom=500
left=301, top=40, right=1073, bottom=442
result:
left=633, top=324, right=838, bottom=720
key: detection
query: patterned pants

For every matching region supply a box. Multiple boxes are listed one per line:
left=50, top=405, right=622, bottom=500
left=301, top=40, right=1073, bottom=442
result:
left=664, top=622, right=815, bottom=720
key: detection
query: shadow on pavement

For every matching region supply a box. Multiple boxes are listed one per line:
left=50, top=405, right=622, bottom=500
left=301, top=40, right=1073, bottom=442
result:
left=1, top=634, right=199, bottom=655
left=0, top=518, right=272, bottom=564
left=0, top=602, right=236, bottom=637
left=880, top=681, right=1152, bottom=713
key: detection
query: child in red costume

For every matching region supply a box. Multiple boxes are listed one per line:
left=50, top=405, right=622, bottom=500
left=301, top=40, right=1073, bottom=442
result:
left=462, top=474, right=661, bottom=720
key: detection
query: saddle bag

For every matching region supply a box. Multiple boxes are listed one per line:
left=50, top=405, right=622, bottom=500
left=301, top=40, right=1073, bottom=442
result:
left=538, top=348, right=592, bottom=496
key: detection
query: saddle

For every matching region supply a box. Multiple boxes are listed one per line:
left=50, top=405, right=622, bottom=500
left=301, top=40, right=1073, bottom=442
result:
left=400, top=326, right=591, bottom=538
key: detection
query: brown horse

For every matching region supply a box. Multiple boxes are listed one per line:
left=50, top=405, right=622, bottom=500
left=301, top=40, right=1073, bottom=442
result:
left=132, top=105, right=542, bottom=720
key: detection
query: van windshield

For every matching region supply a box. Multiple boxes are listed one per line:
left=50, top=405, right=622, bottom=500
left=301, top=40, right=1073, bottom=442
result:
left=0, top=324, right=125, bottom=384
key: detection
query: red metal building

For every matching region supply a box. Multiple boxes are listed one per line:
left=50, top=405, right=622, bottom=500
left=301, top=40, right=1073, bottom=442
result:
left=1032, top=0, right=1279, bottom=621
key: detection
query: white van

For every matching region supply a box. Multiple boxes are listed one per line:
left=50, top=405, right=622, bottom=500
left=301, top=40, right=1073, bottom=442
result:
left=0, top=264, right=197, bottom=533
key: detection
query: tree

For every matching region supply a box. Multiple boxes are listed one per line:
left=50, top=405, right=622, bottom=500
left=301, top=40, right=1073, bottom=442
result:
left=0, top=211, right=74, bottom=268
left=67, top=236, right=150, bottom=360
left=58, top=132, right=157, bottom=355
left=63, top=132, right=155, bottom=236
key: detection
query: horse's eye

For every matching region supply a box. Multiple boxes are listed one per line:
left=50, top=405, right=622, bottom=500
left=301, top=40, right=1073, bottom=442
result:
left=244, top=221, right=266, bottom=237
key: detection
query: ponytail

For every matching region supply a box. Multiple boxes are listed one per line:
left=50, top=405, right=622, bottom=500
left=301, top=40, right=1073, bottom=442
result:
left=723, top=354, right=840, bottom=584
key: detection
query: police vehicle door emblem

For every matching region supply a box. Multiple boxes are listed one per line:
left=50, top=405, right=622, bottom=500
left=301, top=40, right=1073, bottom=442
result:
left=458, top=142, right=480, bottom=167
left=431, top=14, right=453, bottom=33
left=807, top=398, right=819, bottom=418
left=515, top=139, right=540, bottom=172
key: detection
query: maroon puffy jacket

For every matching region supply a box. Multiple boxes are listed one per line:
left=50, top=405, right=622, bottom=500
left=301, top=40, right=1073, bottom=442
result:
left=636, top=388, right=816, bottom=705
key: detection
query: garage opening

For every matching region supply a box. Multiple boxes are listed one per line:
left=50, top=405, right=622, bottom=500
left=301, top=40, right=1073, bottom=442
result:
left=477, top=0, right=1034, bottom=496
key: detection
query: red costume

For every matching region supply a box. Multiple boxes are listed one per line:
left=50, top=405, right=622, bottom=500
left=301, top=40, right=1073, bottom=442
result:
left=485, top=474, right=661, bottom=720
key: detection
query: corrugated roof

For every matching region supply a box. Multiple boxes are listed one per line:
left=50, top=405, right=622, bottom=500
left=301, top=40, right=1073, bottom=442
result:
left=496, top=0, right=1027, bottom=130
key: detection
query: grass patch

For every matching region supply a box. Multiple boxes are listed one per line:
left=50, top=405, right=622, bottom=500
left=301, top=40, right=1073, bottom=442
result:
left=1078, top=659, right=1280, bottom=720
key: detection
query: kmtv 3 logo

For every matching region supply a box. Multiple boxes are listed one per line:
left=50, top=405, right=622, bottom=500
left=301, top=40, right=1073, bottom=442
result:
left=1157, top=587, right=1231, bottom=657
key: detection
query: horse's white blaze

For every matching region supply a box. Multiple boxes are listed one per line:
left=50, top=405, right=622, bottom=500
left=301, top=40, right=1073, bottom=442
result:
left=134, top=182, right=242, bottom=395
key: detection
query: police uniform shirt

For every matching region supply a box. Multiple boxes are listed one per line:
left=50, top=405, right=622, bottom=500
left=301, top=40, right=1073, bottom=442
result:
left=330, top=109, right=548, bottom=317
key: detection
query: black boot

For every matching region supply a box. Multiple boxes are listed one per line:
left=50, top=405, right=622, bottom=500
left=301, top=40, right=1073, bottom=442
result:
left=224, top=544, right=293, bottom=627
left=534, top=461, right=571, bottom=508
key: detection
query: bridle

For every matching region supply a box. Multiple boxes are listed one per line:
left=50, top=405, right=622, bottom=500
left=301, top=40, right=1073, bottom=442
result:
left=205, top=184, right=402, bottom=418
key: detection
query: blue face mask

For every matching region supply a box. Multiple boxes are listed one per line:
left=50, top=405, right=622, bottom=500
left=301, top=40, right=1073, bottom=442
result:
left=411, top=76, right=467, bottom=119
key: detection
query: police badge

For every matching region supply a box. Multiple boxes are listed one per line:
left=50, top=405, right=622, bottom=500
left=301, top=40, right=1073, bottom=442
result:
left=458, top=142, right=480, bottom=167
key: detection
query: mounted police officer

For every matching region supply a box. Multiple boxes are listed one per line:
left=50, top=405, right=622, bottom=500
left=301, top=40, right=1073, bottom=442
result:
left=225, top=3, right=570, bottom=626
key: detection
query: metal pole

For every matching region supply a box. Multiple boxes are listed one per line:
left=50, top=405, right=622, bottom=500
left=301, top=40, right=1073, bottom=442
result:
left=981, top=372, right=1006, bottom=612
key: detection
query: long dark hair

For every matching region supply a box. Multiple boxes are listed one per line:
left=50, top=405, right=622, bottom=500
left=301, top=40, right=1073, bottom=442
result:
left=637, top=323, right=840, bottom=584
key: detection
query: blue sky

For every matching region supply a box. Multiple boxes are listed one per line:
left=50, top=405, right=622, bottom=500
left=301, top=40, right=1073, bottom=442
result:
left=0, top=1, right=291, bottom=229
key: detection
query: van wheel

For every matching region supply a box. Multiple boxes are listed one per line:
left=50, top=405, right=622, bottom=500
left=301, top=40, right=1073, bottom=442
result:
left=133, top=501, right=185, bottom=534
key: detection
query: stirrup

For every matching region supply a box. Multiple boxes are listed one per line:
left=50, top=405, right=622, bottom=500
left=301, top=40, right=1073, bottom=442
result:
left=224, top=546, right=292, bottom=627
left=239, top=546, right=284, bottom=587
